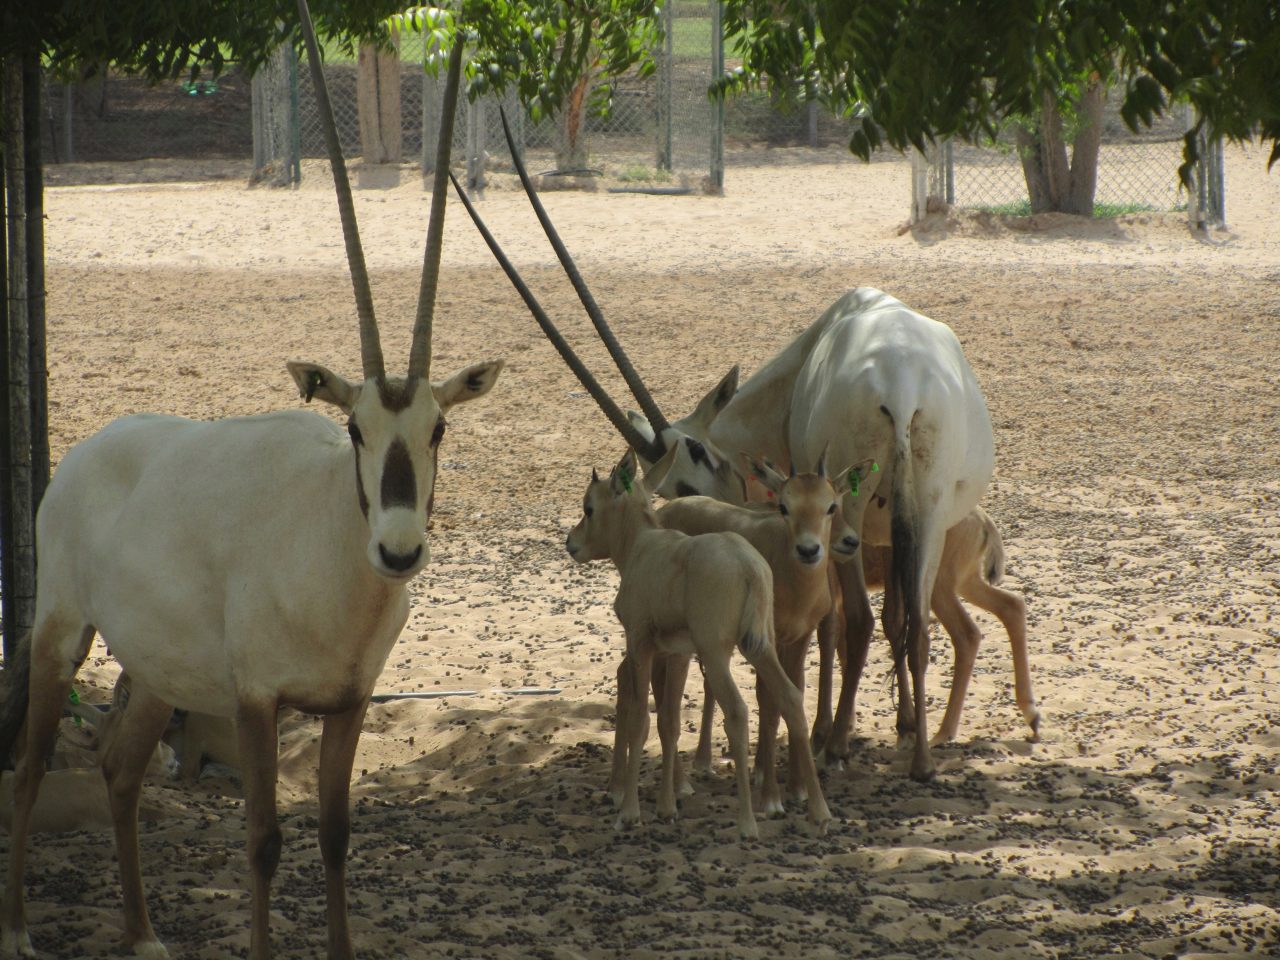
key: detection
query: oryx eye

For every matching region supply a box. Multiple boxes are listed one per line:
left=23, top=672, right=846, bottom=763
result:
left=347, top=421, right=363, bottom=446
left=778, top=503, right=789, bottom=517
left=827, top=503, right=837, bottom=515
left=584, top=505, right=594, bottom=519
left=431, top=419, right=446, bottom=447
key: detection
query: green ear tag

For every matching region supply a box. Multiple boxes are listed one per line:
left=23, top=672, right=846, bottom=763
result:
left=304, top=370, right=323, bottom=403
left=619, top=466, right=633, bottom=494
left=849, top=472, right=860, bottom=497
left=68, top=689, right=82, bottom=727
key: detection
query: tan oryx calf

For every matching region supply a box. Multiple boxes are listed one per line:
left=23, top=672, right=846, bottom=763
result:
left=0, top=12, right=499, bottom=960
left=856, top=505, right=1040, bottom=744
left=649, top=455, right=858, bottom=817
left=567, top=450, right=831, bottom=839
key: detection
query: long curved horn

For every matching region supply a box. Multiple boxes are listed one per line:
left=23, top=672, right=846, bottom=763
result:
left=449, top=173, right=666, bottom=464
left=497, top=108, right=671, bottom=438
left=408, top=35, right=466, bottom=380
left=296, top=0, right=384, bottom=381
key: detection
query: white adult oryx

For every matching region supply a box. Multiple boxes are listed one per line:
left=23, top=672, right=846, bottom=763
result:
left=0, top=7, right=500, bottom=960
left=456, top=114, right=994, bottom=783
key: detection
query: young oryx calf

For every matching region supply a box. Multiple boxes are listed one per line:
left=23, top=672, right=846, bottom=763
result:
left=568, top=450, right=831, bottom=839
left=651, top=454, right=858, bottom=817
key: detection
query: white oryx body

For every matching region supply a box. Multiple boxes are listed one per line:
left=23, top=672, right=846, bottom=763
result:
left=0, top=11, right=494, bottom=960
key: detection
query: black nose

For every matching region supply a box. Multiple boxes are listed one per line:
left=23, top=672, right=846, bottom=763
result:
left=379, top=543, right=423, bottom=572
left=840, top=534, right=860, bottom=552
left=565, top=536, right=578, bottom=557
left=797, top=543, right=822, bottom=563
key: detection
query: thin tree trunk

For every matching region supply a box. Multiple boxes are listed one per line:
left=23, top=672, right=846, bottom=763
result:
left=22, top=51, right=47, bottom=510
left=2, top=57, right=36, bottom=659
left=1067, top=80, right=1105, bottom=217
left=555, top=72, right=594, bottom=172
left=357, top=36, right=402, bottom=164
left=1014, top=124, right=1052, bottom=213
left=0, top=63, right=12, bottom=662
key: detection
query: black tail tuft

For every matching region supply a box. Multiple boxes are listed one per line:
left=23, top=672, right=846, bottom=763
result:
left=0, top=632, right=33, bottom=770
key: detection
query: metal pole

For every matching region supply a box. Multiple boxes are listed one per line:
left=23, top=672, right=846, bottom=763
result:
left=710, top=1, right=724, bottom=192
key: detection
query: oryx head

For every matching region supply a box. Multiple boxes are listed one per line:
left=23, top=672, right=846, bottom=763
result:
left=741, top=451, right=860, bottom=566
left=292, top=3, right=501, bottom=581
left=566, top=447, right=676, bottom=563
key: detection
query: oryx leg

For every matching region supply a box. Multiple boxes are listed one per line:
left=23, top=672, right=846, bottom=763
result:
left=99, top=682, right=175, bottom=959
left=655, top=654, right=692, bottom=819
left=699, top=654, right=758, bottom=840
left=2, top=621, right=94, bottom=959
left=746, top=641, right=830, bottom=831
left=752, top=663, right=785, bottom=818
left=616, top=642, right=655, bottom=830
left=961, top=578, right=1040, bottom=741
left=905, top=539, right=945, bottom=782
left=693, top=673, right=715, bottom=774
left=780, top=635, right=813, bottom=802
left=237, top=700, right=281, bottom=960
left=929, top=580, right=980, bottom=746
left=880, top=577, right=917, bottom=748
left=318, top=701, right=370, bottom=960
left=608, top=657, right=632, bottom=806
left=811, top=564, right=844, bottom=754
left=824, top=558, right=875, bottom=766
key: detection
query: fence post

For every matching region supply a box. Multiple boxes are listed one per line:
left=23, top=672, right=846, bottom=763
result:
left=656, top=1, right=674, bottom=171
left=709, top=0, right=724, bottom=193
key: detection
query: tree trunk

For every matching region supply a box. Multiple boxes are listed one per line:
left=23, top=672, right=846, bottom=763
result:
left=357, top=36, right=402, bottom=165
left=554, top=72, right=594, bottom=172
left=2, top=57, right=37, bottom=661
left=1015, top=83, right=1105, bottom=216
left=1067, top=80, right=1105, bottom=216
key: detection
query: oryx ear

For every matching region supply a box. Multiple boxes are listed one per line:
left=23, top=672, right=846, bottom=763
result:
left=626, top=410, right=657, bottom=444
left=287, top=361, right=359, bottom=414
left=641, top=442, right=679, bottom=497
left=688, top=365, right=739, bottom=430
left=433, top=359, right=505, bottom=411
left=830, top=463, right=856, bottom=499
left=740, top=453, right=787, bottom=495
left=610, top=449, right=640, bottom=497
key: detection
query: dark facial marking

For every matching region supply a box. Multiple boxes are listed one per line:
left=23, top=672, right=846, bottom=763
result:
left=685, top=438, right=711, bottom=468
left=466, top=372, right=486, bottom=392
left=377, top=377, right=420, bottom=413
left=675, top=481, right=701, bottom=499
left=352, top=445, right=370, bottom=518
left=347, top=419, right=364, bottom=446
left=431, top=417, right=446, bottom=447
left=381, top=438, right=418, bottom=510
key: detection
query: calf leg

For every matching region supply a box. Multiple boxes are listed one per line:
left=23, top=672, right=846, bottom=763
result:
left=780, top=636, right=812, bottom=802
left=2, top=622, right=94, bottom=959
left=747, top=642, right=831, bottom=831
left=608, top=657, right=633, bottom=805
left=824, top=560, right=874, bottom=766
left=699, top=656, right=758, bottom=840
left=692, top=674, right=715, bottom=773
left=929, top=589, right=981, bottom=745
left=963, top=578, right=1040, bottom=741
left=99, top=682, right=175, bottom=959
left=753, top=665, right=784, bottom=818
left=318, top=702, right=370, bottom=960
left=616, top=643, right=654, bottom=830
left=811, top=564, right=843, bottom=753
left=655, top=654, right=691, bottom=819
left=237, top=700, right=281, bottom=960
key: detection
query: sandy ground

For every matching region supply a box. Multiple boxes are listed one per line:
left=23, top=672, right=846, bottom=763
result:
left=4, top=142, right=1278, bottom=958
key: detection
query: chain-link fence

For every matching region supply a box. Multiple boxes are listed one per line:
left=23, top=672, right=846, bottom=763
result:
left=911, top=98, right=1225, bottom=225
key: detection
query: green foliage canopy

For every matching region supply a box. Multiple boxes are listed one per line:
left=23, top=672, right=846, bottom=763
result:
left=720, top=0, right=1280, bottom=168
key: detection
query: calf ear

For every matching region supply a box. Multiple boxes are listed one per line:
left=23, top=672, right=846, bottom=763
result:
left=640, top=443, right=678, bottom=497
left=433, top=359, right=505, bottom=411
left=611, top=449, right=641, bottom=497
left=740, top=453, right=787, bottom=495
left=287, top=362, right=359, bottom=414
left=687, top=365, right=739, bottom=430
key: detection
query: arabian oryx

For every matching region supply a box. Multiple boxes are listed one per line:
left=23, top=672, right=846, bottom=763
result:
left=0, top=7, right=501, bottom=959
left=568, top=449, right=832, bottom=838
left=453, top=112, right=994, bottom=783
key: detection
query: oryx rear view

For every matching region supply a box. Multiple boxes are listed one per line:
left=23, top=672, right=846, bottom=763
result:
left=0, top=6, right=500, bottom=960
